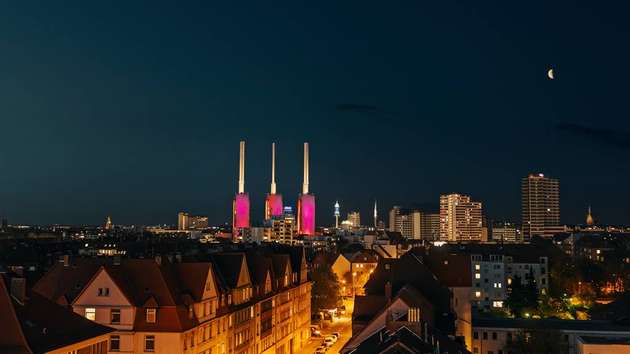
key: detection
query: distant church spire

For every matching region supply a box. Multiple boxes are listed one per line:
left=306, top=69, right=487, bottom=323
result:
left=586, top=205, right=594, bottom=226
left=373, top=200, right=378, bottom=228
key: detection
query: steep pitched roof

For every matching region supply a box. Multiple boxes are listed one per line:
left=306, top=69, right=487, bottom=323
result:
left=1, top=275, right=112, bottom=354
left=211, top=253, right=249, bottom=289
left=409, top=248, right=472, bottom=288
left=32, top=258, right=106, bottom=305
left=174, top=263, right=212, bottom=301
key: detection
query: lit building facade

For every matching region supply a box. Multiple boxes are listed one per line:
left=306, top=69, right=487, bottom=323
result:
left=35, top=249, right=312, bottom=354
left=522, top=173, right=560, bottom=240
left=439, top=194, right=483, bottom=242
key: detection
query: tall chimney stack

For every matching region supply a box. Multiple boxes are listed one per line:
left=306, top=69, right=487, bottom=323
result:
left=302, top=142, right=309, bottom=195
left=270, top=142, right=277, bottom=194
left=238, top=141, right=245, bottom=194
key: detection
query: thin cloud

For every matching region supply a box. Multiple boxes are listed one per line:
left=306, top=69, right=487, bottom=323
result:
left=556, top=123, right=630, bottom=149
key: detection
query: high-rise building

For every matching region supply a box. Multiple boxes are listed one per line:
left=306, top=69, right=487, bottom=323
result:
left=347, top=211, right=361, bottom=228
left=265, top=206, right=296, bottom=244
left=297, top=143, right=315, bottom=235
left=265, top=143, right=283, bottom=220
left=233, top=141, right=250, bottom=238
left=492, top=222, right=519, bottom=243
left=388, top=207, right=439, bottom=240
left=521, top=173, right=560, bottom=239
left=178, top=212, right=208, bottom=230
left=439, top=194, right=483, bottom=242
left=334, top=201, right=340, bottom=228
left=178, top=211, right=189, bottom=230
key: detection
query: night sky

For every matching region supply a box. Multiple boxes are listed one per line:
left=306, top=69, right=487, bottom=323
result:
left=1, top=2, right=629, bottom=226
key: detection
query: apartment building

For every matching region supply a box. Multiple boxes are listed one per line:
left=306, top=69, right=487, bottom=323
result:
left=440, top=194, right=483, bottom=242
left=0, top=275, right=113, bottom=354
left=33, top=248, right=311, bottom=354
left=472, top=318, right=630, bottom=354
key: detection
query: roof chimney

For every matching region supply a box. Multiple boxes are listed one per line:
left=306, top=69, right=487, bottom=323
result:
left=10, top=277, right=27, bottom=304
left=385, top=281, right=392, bottom=301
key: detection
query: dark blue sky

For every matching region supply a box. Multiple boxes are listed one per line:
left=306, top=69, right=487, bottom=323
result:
left=1, top=1, right=629, bottom=226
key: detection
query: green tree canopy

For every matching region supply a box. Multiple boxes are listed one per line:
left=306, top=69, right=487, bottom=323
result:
left=311, top=265, right=342, bottom=312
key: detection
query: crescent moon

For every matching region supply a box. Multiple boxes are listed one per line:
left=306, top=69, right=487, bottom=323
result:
left=547, top=69, right=554, bottom=80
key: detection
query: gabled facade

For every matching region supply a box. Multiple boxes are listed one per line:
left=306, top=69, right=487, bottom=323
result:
left=36, top=247, right=312, bottom=354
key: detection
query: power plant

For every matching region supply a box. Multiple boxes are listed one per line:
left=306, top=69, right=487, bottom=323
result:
left=232, top=141, right=316, bottom=239
left=232, top=141, right=250, bottom=238
left=297, top=142, right=316, bottom=236
left=265, top=143, right=283, bottom=220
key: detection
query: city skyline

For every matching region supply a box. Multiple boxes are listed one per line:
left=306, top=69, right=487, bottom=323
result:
left=1, top=2, right=630, bottom=226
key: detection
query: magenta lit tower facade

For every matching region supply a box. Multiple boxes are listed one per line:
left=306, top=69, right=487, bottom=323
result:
left=297, top=142, right=315, bottom=236
left=265, top=142, right=284, bottom=220
left=232, top=141, right=250, bottom=237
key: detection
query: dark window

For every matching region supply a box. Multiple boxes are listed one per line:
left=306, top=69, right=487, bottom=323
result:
left=507, top=332, right=512, bottom=341
left=110, top=335, right=120, bottom=351
left=498, top=351, right=503, bottom=354
left=492, top=332, right=497, bottom=340
left=474, top=332, right=479, bottom=339
left=483, top=332, right=488, bottom=340
left=110, top=309, right=121, bottom=324
left=488, top=351, right=494, bottom=354
left=145, top=335, right=155, bottom=352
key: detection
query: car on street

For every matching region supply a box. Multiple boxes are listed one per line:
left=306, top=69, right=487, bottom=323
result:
left=324, top=337, right=336, bottom=347
left=332, top=332, right=341, bottom=339
left=315, top=346, right=327, bottom=354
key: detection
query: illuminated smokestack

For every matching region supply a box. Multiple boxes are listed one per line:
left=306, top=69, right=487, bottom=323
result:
left=238, top=141, right=245, bottom=194
left=298, top=142, right=315, bottom=235
left=265, top=142, right=283, bottom=220
left=271, top=142, right=277, bottom=194
left=302, top=142, right=309, bottom=194
left=233, top=140, right=250, bottom=236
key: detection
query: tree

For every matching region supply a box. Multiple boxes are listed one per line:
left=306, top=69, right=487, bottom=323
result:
left=311, top=265, right=342, bottom=312
left=504, top=329, right=569, bottom=354
left=506, top=273, right=538, bottom=317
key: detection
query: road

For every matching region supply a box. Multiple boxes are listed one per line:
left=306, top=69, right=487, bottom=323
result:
left=298, top=300, right=354, bottom=354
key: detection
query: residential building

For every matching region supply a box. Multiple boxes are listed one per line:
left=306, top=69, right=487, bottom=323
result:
left=491, top=222, right=519, bottom=243
left=388, top=207, right=439, bottom=240
left=0, top=275, right=112, bottom=354
left=178, top=212, right=209, bottom=231
left=472, top=317, right=630, bottom=354
left=331, top=250, right=379, bottom=297
left=440, top=194, right=483, bottom=242
left=347, top=211, right=361, bottom=228
left=522, top=173, right=560, bottom=240
left=33, top=247, right=312, bottom=354
left=264, top=207, right=296, bottom=244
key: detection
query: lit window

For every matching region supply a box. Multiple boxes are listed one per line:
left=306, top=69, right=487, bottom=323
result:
left=145, top=335, right=155, bottom=352
left=475, top=264, right=480, bottom=270
left=146, top=308, right=156, bottom=323
left=596, top=249, right=601, bottom=254
left=493, top=301, right=503, bottom=308
left=475, top=291, right=481, bottom=298
left=85, top=308, right=96, bottom=321
left=507, top=278, right=512, bottom=285
left=475, top=273, right=481, bottom=279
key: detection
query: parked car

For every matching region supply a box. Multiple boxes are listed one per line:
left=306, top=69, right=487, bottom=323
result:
left=315, top=346, right=327, bottom=354
left=332, top=332, right=341, bottom=339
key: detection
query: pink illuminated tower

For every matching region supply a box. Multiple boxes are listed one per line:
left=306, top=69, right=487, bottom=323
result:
left=232, top=141, right=250, bottom=238
left=265, top=142, right=284, bottom=220
left=297, top=142, right=315, bottom=236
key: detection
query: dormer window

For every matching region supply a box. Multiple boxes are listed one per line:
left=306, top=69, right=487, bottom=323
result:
left=146, top=308, right=156, bottom=323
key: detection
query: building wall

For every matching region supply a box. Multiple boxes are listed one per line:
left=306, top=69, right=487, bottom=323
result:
left=440, top=194, right=483, bottom=242
left=45, top=336, right=110, bottom=354
left=577, top=342, right=630, bottom=354
left=472, top=326, right=630, bottom=354
left=451, top=287, right=472, bottom=350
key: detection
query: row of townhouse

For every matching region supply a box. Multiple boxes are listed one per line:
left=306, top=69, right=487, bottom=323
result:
left=32, top=247, right=312, bottom=354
